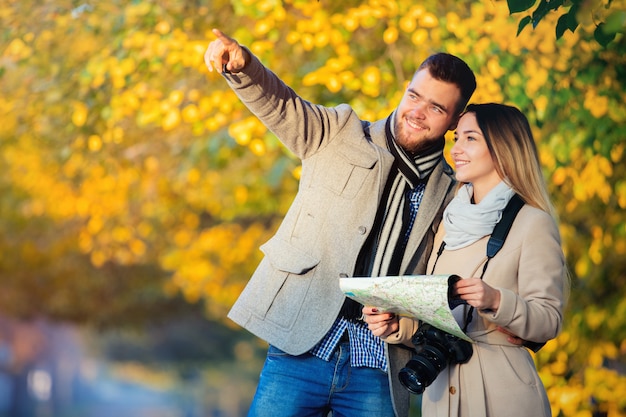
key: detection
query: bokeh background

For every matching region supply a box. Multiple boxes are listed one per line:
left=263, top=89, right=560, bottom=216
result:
left=1, top=0, right=625, bottom=416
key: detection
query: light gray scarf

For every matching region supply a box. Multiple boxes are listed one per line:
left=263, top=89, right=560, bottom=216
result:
left=443, top=181, right=515, bottom=250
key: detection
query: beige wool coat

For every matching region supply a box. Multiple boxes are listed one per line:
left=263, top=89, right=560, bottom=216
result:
left=390, top=204, right=566, bottom=417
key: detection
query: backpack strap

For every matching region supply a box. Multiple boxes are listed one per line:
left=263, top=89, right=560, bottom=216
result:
left=475, top=194, right=544, bottom=352
left=479, top=194, right=525, bottom=277
left=463, top=194, right=525, bottom=333
left=486, top=194, right=525, bottom=259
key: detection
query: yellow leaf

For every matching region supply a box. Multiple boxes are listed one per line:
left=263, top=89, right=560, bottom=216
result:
left=234, top=185, right=248, bottom=204
left=411, top=28, right=428, bottom=46
left=5, top=37, right=32, bottom=60
left=487, top=58, right=505, bottom=79
left=301, top=34, right=315, bottom=51
left=72, top=102, right=89, bottom=127
left=363, top=66, right=381, bottom=85
left=286, top=31, right=300, bottom=44
left=610, top=143, right=624, bottom=163
left=249, top=139, right=266, bottom=156
left=534, top=95, right=548, bottom=120
left=325, top=75, right=342, bottom=93
left=575, top=257, right=590, bottom=278
left=162, top=108, right=181, bottom=131
left=383, top=26, right=398, bottom=44
left=314, top=31, right=330, bottom=48
left=182, top=104, right=200, bottom=123
left=254, top=19, right=272, bottom=36
left=144, top=156, right=160, bottom=172
left=174, top=230, right=192, bottom=248
left=419, top=13, right=438, bottom=28
left=168, top=90, right=184, bottom=106
left=292, top=165, right=302, bottom=180
left=87, top=135, right=102, bottom=152
left=411, top=5, right=426, bottom=19
left=91, top=251, right=107, bottom=268
left=155, top=21, right=170, bottom=35
left=399, top=15, right=416, bottom=33
left=112, top=226, right=131, bottom=243
left=549, top=360, right=567, bottom=376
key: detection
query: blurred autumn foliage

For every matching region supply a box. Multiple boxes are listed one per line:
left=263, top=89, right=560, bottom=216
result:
left=1, top=0, right=625, bottom=415
left=508, top=0, right=626, bottom=46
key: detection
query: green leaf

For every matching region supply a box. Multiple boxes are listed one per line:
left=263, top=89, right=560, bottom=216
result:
left=556, top=14, right=569, bottom=39
left=532, top=0, right=564, bottom=28
left=507, top=0, right=537, bottom=14
left=594, top=23, right=617, bottom=47
left=517, top=15, right=532, bottom=35
left=556, top=11, right=578, bottom=39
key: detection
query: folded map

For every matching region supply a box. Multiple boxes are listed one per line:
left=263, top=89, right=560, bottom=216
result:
left=339, top=274, right=472, bottom=342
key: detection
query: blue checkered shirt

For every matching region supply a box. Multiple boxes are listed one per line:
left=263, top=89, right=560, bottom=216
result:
left=310, top=184, right=427, bottom=371
left=310, top=316, right=388, bottom=371
left=403, top=183, right=426, bottom=242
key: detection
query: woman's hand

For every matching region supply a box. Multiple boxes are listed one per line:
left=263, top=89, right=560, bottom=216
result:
left=454, top=277, right=501, bottom=312
left=454, top=279, right=526, bottom=347
left=497, top=326, right=524, bottom=346
left=361, top=306, right=400, bottom=338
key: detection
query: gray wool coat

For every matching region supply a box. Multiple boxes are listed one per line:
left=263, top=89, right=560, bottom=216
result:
left=223, top=49, right=456, bottom=417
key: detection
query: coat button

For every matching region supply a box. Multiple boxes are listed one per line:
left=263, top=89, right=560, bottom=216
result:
left=358, top=226, right=367, bottom=234
left=449, top=386, right=457, bottom=395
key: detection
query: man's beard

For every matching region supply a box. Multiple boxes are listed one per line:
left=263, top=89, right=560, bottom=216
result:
left=394, top=118, right=441, bottom=155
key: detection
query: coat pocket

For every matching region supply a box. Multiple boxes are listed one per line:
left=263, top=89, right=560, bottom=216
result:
left=311, top=141, right=377, bottom=198
left=260, top=238, right=319, bottom=274
left=246, top=238, right=320, bottom=329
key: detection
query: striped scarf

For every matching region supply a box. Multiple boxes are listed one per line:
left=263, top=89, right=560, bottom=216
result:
left=341, top=113, right=444, bottom=319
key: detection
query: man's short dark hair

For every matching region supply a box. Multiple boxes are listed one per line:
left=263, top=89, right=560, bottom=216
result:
left=417, top=53, right=476, bottom=113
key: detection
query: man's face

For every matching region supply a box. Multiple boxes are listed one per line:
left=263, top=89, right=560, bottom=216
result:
left=394, top=69, right=463, bottom=154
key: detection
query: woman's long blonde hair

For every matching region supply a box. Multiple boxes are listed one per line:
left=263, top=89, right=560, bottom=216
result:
left=461, top=103, right=557, bottom=218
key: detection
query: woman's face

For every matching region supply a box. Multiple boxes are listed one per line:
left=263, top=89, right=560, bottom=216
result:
left=451, top=112, right=503, bottom=202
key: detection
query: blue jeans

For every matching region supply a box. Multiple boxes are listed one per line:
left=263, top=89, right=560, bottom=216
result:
left=248, top=342, right=395, bottom=417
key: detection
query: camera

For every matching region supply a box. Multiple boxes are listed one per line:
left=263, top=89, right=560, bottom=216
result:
left=398, top=323, right=473, bottom=394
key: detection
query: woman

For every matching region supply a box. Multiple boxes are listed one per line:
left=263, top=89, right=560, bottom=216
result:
left=364, top=103, right=568, bottom=417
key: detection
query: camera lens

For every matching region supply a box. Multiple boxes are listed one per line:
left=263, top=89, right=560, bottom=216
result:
left=398, top=344, right=447, bottom=394
left=398, top=324, right=473, bottom=395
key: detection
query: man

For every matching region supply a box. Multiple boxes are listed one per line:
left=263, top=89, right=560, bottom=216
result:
left=204, top=28, right=476, bottom=417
